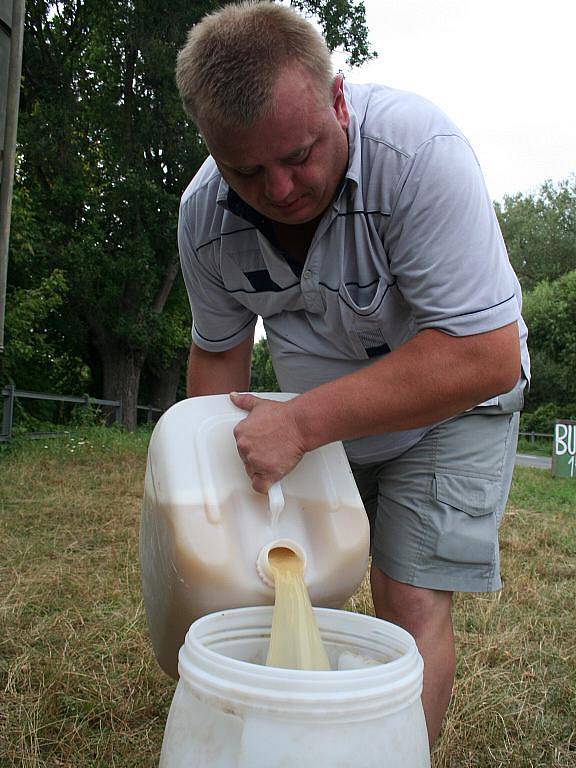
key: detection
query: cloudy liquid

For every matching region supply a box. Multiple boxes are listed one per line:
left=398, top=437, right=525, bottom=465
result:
left=265, top=547, right=331, bottom=671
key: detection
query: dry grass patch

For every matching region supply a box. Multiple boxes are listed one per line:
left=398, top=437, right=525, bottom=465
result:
left=433, top=470, right=575, bottom=767
left=1, top=433, right=575, bottom=766
left=1, top=430, right=172, bottom=767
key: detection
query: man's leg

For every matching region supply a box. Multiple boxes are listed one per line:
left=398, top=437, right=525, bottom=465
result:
left=352, top=411, right=519, bottom=747
left=370, top=566, right=454, bottom=747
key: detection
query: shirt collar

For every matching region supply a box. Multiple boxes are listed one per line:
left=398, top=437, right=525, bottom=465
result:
left=340, top=80, right=362, bottom=192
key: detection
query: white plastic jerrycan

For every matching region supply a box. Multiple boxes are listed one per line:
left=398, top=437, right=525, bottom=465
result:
left=159, top=606, right=430, bottom=768
left=140, top=393, right=370, bottom=679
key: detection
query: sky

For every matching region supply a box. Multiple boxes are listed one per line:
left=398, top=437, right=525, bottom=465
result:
left=333, top=0, right=575, bottom=204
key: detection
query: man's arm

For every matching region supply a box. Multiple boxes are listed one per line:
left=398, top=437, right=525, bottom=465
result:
left=290, top=322, right=520, bottom=444
left=231, top=322, right=520, bottom=492
left=187, top=333, right=254, bottom=397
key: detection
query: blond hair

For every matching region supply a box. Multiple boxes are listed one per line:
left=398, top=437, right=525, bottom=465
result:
left=176, top=1, right=333, bottom=128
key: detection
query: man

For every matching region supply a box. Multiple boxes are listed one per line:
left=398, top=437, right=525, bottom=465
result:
left=175, top=1, right=529, bottom=747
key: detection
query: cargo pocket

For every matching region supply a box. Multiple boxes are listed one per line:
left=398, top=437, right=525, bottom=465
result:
left=433, top=472, right=501, bottom=565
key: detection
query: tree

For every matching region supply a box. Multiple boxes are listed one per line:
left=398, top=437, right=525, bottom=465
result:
left=496, top=176, right=576, bottom=293
left=289, top=0, right=375, bottom=67
left=494, top=175, right=576, bottom=417
left=251, top=337, right=279, bottom=393
left=2, top=183, right=90, bottom=393
left=522, top=270, right=576, bottom=412
left=9, top=0, right=373, bottom=429
left=12, top=0, right=207, bottom=429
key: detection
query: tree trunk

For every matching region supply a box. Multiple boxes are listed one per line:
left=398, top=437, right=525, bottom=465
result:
left=85, top=257, right=184, bottom=432
left=147, top=347, right=188, bottom=413
left=98, top=340, right=147, bottom=432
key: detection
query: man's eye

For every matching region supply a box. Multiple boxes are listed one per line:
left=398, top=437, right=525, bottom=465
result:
left=235, top=167, right=259, bottom=177
left=288, top=149, right=310, bottom=165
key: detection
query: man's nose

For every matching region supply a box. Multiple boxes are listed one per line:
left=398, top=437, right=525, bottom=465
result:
left=264, top=166, right=294, bottom=203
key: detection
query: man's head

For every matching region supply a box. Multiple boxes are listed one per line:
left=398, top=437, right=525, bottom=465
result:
left=176, top=1, right=333, bottom=129
left=176, top=2, right=350, bottom=226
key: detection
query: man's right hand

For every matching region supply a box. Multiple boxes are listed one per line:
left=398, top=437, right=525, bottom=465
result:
left=230, top=392, right=306, bottom=493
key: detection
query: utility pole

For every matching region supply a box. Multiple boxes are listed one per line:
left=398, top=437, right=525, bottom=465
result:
left=0, top=0, right=25, bottom=361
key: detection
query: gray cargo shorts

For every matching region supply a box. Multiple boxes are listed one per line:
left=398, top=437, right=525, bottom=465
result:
left=351, top=410, right=520, bottom=592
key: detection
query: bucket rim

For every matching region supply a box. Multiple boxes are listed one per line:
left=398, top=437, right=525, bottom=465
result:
left=177, top=606, right=424, bottom=720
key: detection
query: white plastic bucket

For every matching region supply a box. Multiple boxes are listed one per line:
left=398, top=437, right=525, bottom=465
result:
left=159, top=606, right=430, bottom=768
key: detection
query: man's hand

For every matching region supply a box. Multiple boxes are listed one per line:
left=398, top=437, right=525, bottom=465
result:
left=230, top=393, right=307, bottom=493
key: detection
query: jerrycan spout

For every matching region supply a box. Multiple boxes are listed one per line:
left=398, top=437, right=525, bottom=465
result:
left=256, top=540, right=307, bottom=589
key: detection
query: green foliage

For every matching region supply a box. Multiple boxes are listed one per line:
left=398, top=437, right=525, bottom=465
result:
left=5, top=269, right=68, bottom=364
left=495, top=178, right=576, bottom=424
left=144, top=278, right=192, bottom=371
left=522, top=270, right=576, bottom=411
left=520, top=403, right=558, bottom=435
left=496, top=176, right=576, bottom=293
left=69, top=402, right=109, bottom=428
left=516, top=436, right=551, bottom=457
left=8, top=399, right=61, bottom=437
left=520, top=403, right=576, bottom=438
left=10, top=0, right=210, bottom=412
left=250, top=337, right=279, bottom=392
left=3, top=266, right=91, bottom=392
left=289, top=0, right=375, bottom=67
left=7, top=0, right=372, bottom=426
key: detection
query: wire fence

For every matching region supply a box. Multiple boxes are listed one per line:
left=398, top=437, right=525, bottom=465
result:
left=1, top=384, right=163, bottom=443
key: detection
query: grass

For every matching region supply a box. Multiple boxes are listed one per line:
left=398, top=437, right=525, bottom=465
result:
left=431, top=466, right=575, bottom=767
left=0, top=428, right=168, bottom=767
left=1, top=429, right=575, bottom=767
left=516, top=437, right=553, bottom=457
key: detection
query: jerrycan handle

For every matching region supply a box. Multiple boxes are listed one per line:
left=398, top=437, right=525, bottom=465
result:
left=268, top=482, right=285, bottom=528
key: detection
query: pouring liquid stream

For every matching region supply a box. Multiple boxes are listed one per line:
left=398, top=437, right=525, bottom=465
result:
left=265, top=547, right=331, bottom=671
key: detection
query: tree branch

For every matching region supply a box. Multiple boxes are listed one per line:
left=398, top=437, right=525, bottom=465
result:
left=151, top=256, right=181, bottom=315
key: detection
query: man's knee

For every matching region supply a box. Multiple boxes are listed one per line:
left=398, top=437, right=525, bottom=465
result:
left=371, top=566, right=453, bottom=637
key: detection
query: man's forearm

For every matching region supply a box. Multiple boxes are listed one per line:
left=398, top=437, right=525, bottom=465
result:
left=187, top=334, right=254, bottom=397
left=288, top=323, right=521, bottom=453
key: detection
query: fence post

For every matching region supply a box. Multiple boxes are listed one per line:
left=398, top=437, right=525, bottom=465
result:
left=530, top=432, right=535, bottom=444
left=147, top=405, right=153, bottom=424
left=115, top=399, right=123, bottom=425
left=1, top=383, right=15, bottom=439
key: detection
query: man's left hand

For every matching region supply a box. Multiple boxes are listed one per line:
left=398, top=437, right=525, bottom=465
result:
left=230, top=393, right=306, bottom=493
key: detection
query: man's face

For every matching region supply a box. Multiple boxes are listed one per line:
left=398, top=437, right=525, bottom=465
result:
left=201, top=67, right=350, bottom=226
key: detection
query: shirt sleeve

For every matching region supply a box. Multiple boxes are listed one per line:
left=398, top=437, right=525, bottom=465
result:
left=178, top=195, right=257, bottom=352
left=385, top=133, right=521, bottom=336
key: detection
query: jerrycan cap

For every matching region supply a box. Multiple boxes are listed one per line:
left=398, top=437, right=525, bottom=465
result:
left=256, top=540, right=307, bottom=589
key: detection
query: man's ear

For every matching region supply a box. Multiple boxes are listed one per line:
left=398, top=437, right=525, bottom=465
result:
left=332, top=73, right=349, bottom=130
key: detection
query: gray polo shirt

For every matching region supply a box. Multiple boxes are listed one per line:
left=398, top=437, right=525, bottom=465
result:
left=178, top=81, right=529, bottom=463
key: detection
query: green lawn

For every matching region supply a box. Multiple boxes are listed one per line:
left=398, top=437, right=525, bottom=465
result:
left=1, top=429, right=574, bottom=767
